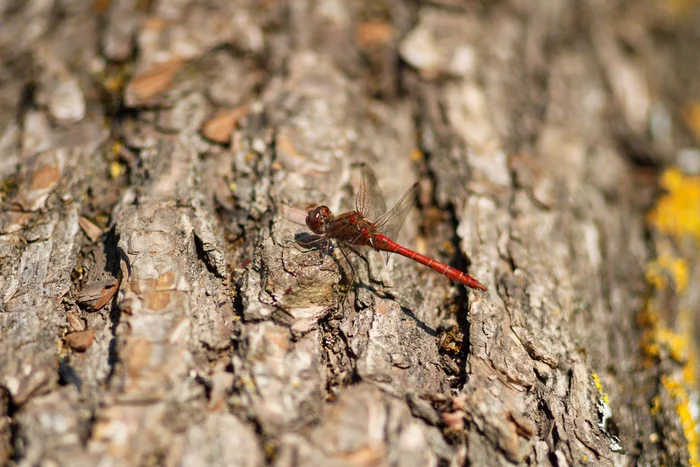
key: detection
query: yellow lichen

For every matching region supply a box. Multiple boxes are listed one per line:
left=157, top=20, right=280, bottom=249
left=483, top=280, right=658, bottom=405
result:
left=655, top=328, right=690, bottom=363
left=592, top=373, right=610, bottom=405
left=684, top=360, right=698, bottom=390
left=640, top=305, right=695, bottom=366
left=645, top=255, right=689, bottom=294
left=410, top=148, right=424, bottom=161
left=110, top=161, right=124, bottom=179
left=662, top=376, right=700, bottom=467
left=642, top=165, right=700, bottom=467
left=647, top=168, right=700, bottom=242
left=667, top=0, right=700, bottom=18
left=678, top=308, right=699, bottom=386
left=639, top=305, right=662, bottom=360
left=640, top=302, right=700, bottom=465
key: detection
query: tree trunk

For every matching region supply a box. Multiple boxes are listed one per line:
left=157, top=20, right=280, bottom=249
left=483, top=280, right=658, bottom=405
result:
left=1, top=1, right=699, bottom=466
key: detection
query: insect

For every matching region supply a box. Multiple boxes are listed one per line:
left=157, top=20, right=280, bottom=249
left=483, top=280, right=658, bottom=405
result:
left=304, top=164, right=487, bottom=291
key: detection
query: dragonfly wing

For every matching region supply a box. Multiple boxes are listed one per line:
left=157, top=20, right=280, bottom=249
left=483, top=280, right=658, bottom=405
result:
left=273, top=240, right=343, bottom=307
left=374, top=182, right=419, bottom=243
left=342, top=243, right=389, bottom=284
left=355, top=163, right=387, bottom=222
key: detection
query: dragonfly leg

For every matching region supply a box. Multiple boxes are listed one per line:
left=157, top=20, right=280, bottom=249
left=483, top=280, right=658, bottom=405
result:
left=345, top=244, right=373, bottom=282
left=319, top=238, right=333, bottom=259
left=293, top=233, right=328, bottom=251
left=325, top=241, right=335, bottom=258
left=337, top=245, right=357, bottom=284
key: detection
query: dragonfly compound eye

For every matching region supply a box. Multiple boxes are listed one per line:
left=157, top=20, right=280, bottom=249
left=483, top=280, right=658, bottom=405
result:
left=306, top=206, right=330, bottom=234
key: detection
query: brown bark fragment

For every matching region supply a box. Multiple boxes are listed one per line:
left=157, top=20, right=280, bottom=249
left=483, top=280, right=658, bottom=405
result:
left=124, top=58, right=187, bottom=107
left=201, top=106, right=250, bottom=144
left=64, top=330, right=96, bottom=352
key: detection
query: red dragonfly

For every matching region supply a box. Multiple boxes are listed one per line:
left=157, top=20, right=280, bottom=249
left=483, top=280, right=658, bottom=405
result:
left=304, top=164, right=487, bottom=291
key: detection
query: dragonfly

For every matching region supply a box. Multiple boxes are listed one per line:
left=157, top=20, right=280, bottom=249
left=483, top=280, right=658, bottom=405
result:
left=304, top=164, right=487, bottom=291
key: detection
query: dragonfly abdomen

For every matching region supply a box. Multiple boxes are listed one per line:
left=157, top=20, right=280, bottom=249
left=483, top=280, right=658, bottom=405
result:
left=373, top=234, right=487, bottom=291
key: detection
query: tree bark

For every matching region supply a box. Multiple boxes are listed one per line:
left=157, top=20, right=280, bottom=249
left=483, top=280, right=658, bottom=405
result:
left=1, top=1, right=699, bottom=466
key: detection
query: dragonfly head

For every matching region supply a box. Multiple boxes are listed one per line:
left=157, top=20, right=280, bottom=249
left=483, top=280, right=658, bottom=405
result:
left=306, top=205, right=332, bottom=234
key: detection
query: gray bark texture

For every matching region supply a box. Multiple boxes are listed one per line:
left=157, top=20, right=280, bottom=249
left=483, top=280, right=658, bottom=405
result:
left=1, top=1, right=700, bottom=466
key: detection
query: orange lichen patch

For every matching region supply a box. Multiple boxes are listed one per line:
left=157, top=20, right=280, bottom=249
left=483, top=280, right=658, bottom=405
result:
left=410, top=148, right=423, bottom=162
left=662, top=376, right=700, bottom=467
left=143, top=291, right=173, bottom=311
left=355, top=20, right=396, bottom=49
left=647, top=168, right=700, bottom=242
left=645, top=255, right=689, bottom=294
left=155, top=270, right=177, bottom=290
left=124, top=339, right=153, bottom=376
left=29, top=163, right=61, bottom=190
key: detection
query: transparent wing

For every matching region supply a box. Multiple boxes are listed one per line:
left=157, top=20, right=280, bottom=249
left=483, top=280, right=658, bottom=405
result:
left=355, top=163, right=387, bottom=222
left=374, top=182, right=419, bottom=243
left=276, top=240, right=344, bottom=308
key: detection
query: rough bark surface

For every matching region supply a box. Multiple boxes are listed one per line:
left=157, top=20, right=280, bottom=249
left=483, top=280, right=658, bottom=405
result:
left=1, top=1, right=699, bottom=466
